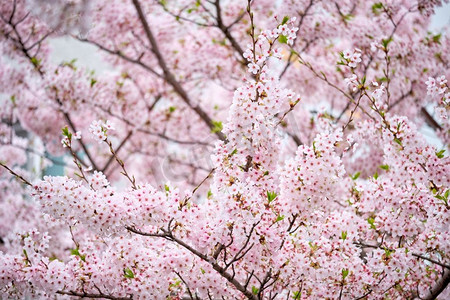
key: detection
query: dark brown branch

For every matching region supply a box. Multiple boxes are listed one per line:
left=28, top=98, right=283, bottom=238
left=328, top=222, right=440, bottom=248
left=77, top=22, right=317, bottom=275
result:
left=56, top=290, right=131, bottom=300
left=101, top=131, right=133, bottom=173
left=76, top=37, right=163, bottom=79
left=131, top=0, right=226, bottom=141
left=421, top=107, right=442, bottom=131
left=59, top=103, right=98, bottom=170
left=93, top=103, right=211, bottom=146
left=355, top=242, right=450, bottom=269
left=157, top=1, right=213, bottom=28
left=1, top=12, right=100, bottom=170
left=126, top=224, right=258, bottom=300
left=225, top=221, right=259, bottom=269
left=175, top=271, right=197, bottom=300
left=105, top=138, right=137, bottom=190
left=412, top=254, right=450, bottom=270
left=214, top=0, right=245, bottom=59
left=0, top=161, right=33, bottom=186
left=191, top=168, right=215, bottom=197
left=279, top=0, right=315, bottom=79
left=420, top=269, right=450, bottom=300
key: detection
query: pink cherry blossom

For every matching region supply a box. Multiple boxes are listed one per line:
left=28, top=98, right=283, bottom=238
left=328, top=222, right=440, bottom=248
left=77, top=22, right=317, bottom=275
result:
left=0, top=0, right=449, bottom=299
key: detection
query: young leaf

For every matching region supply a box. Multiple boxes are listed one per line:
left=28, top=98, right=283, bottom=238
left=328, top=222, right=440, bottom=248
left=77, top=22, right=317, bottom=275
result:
left=371, top=2, right=383, bottom=15
left=70, top=248, right=86, bottom=262
left=278, top=35, right=288, bottom=44
left=252, top=286, right=259, bottom=295
left=275, top=215, right=285, bottom=222
left=367, top=217, right=376, bottom=230
left=380, top=164, right=389, bottom=171
left=351, top=172, right=361, bottom=180
left=393, top=137, right=403, bottom=147
left=267, top=191, right=278, bottom=203
left=342, top=268, right=349, bottom=279
left=62, top=126, right=69, bottom=137
left=436, top=149, right=445, bottom=158
left=211, top=121, right=223, bottom=133
left=124, top=267, right=135, bottom=279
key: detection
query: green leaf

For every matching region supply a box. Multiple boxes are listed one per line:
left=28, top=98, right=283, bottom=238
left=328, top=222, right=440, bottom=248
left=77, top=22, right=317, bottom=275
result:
left=211, top=121, right=223, bottom=133
left=384, top=248, right=395, bottom=257
left=275, top=215, right=285, bottom=222
left=351, top=172, right=361, bottom=180
left=61, top=126, right=70, bottom=137
left=169, top=280, right=182, bottom=288
left=164, top=184, right=170, bottom=192
left=432, top=33, right=442, bottom=44
left=207, top=190, right=213, bottom=199
left=373, top=171, right=379, bottom=180
left=200, top=267, right=206, bottom=274
left=30, top=57, right=41, bottom=67
left=393, top=137, right=403, bottom=147
left=342, top=268, right=349, bottom=279
left=343, top=14, right=354, bottom=21
left=341, top=231, right=348, bottom=240
left=381, top=37, right=393, bottom=49
left=281, top=16, right=289, bottom=25
left=267, top=191, right=278, bottom=203
left=292, top=291, right=301, bottom=300
left=90, top=78, right=97, bottom=87
left=70, top=248, right=86, bottom=262
left=436, top=149, right=445, bottom=158
left=380, top=164, right=390, bottom=171
left=252, top=286, right=259, bottom=295
left=230, top=148, right=238, bottom=156
left=124, top=267, right=135, bottom=279
left=368, top=217, right=376, bottom=230
left=371, top=2, right=383, bottom=15
left=169, top=106, right=176, bottom=113
left=278, top=35, right=288, bottom=44
left=436, top=189, right=449, bottom=206
left=62, top=58, right=78, bottom=70
left=308, top=242, right=318, bottom=251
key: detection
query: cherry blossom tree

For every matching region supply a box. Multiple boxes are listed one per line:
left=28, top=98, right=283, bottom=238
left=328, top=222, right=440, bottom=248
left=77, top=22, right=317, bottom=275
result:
left=0, top=0, right=449, bottom=299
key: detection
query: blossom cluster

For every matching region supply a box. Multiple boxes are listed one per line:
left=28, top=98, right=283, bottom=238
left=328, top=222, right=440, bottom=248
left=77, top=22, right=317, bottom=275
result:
left=0, top=0, right=449, bottom=299
left=244, top=17, right=299, bottom=74
left=88, top=120, right=115, bottom=143
left=426, top=75, right=448, bottom=97
left=342, top=48, right=362, bottom=68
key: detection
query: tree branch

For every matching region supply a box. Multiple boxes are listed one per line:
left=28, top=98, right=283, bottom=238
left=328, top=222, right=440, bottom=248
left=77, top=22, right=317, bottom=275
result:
left=131, top=0, right=226, bottom=141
